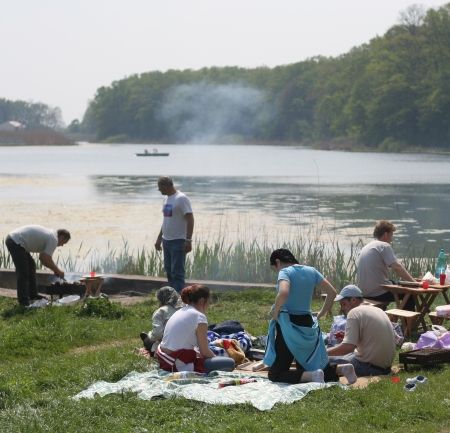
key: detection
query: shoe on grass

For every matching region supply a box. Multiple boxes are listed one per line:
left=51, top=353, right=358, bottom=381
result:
left=406, top=375, right=427, bottom=385
left=404, top=383, right=416, bottom=392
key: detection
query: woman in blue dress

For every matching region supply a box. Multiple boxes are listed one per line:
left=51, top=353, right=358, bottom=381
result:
left=264, top=249, right=356, bottom=384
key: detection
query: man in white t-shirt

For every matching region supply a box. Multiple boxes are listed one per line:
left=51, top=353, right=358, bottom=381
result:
left=327, top=285, right=396, bottom=376
left=5, top=225, right=71, bottom=306
left=155, top=176, right=194, bottom=292
left=357, top=220, right=415, bottom=310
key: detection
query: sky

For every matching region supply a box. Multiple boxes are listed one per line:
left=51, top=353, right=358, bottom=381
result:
left=0, top=0, right=446, bottom=124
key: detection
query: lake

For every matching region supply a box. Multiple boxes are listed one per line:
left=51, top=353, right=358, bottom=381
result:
left=0, top=143, right=449, bottom=266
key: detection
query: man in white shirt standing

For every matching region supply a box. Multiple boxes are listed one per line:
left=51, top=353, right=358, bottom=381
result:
left=5, top=225, right=71, bottom=306
left=155, top=176, right=194, bottom=292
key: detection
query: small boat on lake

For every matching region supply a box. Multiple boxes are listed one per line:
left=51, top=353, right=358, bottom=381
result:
left=136, top=148, right=169, bottom=157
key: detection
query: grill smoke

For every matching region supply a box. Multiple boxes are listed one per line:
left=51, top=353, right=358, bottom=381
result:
left=158, top=81, right=273, bottom=143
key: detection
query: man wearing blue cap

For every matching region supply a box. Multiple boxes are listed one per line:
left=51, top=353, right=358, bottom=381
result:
left=327, top=284, right=396, bottom=376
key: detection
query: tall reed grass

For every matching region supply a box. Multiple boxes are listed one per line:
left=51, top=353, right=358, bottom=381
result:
left=0, top=236, right=439, bottom=291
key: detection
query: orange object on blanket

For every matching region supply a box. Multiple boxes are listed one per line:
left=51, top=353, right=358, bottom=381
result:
left=214, top=339, right=248, bottom=365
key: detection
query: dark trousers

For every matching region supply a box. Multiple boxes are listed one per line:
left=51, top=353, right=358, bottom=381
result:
left=5, top=235, right=37, bottom=306
left=365, top=291, right=415, bottom=311
left=268, top=314, right=338, bottom=384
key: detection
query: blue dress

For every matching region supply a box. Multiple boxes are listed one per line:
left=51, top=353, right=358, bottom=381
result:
left=264, top=265, right=329, bottom=373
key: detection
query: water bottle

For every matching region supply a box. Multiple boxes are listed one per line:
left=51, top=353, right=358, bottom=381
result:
left=435, top=248, right=447, bottom=278
left=445, top=265, right=450, bottom=285
left=218, top=378, right=257, bottom=388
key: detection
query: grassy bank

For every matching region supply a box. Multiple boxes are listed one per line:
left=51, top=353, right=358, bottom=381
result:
left=0, top=290, right=449, bottom=433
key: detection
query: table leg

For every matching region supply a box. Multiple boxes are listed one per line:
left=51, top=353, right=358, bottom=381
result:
left=442, top=288, right=450, bottom=305
left=414, top=293, right=438, bottom=331
left=398, top=293, right=411, bottom=310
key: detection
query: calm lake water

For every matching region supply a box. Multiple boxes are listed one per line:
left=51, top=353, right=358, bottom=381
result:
left=0, top=143, right=449, bottom=265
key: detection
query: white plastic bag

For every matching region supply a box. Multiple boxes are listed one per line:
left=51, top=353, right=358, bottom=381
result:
left=422, top=271, right=438, bottom=284
left=54, top=295, right=81, bottom=306
left=391, top=322, right=404, bottom=346
left=328, top=315, right=347, bottom=347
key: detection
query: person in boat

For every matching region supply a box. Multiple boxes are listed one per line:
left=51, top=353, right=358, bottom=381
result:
left=264, top=248, right=356, bottom=384
left=140, top=286, right=183, bottom=355
left=155, top=284, right=235, bottom=373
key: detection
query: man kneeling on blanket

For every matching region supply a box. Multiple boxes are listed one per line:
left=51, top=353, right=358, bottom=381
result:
left=156, top=284, right=235, bottom=373
left=327, top=285, right=396, bottom=376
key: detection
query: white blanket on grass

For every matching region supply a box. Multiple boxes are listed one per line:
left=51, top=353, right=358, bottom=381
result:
left=73, top=370, right=341, bottom=411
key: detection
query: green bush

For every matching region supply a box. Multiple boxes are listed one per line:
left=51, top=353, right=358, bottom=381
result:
left=77, top=297, right=126, bottom=320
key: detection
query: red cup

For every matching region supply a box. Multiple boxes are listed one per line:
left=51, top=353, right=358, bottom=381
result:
left=90, top=271, right=96, bottom=278
left=422, top=280, right=429, bottom=289
left=440, top=273, right=446, bottom=285
left=391, top=376, right=401, bottom=384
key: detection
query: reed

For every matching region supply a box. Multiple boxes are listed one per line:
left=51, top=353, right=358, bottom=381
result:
left=0, top=236, right=438, bottom=291
left=0, top=241, right=12, bottom=268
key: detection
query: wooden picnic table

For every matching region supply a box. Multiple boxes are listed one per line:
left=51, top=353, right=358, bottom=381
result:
left=381, top=281, right=449, bottom=332
left=398, top=280, right=450, bottom=304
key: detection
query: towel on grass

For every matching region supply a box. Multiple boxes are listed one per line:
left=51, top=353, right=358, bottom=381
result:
left=73, top=370, right=340, bottom=411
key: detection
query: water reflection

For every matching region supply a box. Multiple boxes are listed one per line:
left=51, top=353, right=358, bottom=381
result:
left=90, top=175, right=450, bottom=255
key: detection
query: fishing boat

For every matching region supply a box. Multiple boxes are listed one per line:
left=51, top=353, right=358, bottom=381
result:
left=135, top=148, right=169, bottom=157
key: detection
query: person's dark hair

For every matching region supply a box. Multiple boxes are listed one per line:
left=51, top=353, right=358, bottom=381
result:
left=269, top=248, right=299, bottom=266
left=181, top=284, right=210, bottom=304
left=373, top=220, right=396, bottom=239
left=57, top=229, right=71, bottom=241
left=157, top=176, right=174, bottom=187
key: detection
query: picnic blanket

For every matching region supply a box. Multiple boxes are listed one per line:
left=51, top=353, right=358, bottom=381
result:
left=73, top=370, right=341, bottom=411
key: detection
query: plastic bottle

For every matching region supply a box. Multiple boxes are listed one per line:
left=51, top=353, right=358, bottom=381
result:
left=445, top=265, right=450, bottom=285
left=166, top=371, right=206, bottom=380
left=435, top=248, right=447, bottom=278
left=218, top=378, right=257, bottom=388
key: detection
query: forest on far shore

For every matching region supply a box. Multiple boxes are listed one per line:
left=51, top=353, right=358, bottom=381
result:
left=2, top=4, right=450, bottom=151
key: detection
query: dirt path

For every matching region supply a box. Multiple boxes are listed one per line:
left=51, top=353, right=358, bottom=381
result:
left=0, top=287, right=148, bottom=306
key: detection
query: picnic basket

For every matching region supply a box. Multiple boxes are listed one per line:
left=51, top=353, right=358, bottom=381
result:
left=399, top=348, right=450, bottom=371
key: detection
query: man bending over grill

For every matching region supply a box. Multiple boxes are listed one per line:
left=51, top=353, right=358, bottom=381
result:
left=5, top=225, right=71, bottom=307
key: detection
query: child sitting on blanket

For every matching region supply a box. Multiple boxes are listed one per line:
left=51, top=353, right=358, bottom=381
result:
left=140, top=286, right=183, bottom=355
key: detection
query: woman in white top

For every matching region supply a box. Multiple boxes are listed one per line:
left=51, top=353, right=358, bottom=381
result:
left=156, top=284, right=235, bottom=373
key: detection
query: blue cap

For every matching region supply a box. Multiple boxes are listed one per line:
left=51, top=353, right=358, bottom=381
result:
left=335, top=284, right=363, bottom=301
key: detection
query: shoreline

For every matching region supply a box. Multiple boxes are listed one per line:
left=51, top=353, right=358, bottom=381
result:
left=2, top=140, right=448, bottom=155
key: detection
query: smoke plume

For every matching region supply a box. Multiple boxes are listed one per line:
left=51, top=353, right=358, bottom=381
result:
left=158, top=81, right=273, bottom=143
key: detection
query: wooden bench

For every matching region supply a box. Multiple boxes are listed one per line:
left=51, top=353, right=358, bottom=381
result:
left=321, top=293, right=334, bottom=316
left=363, top=298, right=389, bottom=310
left=428, top=312, right=450, bottom=326
left=385, top=309, right=421, bottom=337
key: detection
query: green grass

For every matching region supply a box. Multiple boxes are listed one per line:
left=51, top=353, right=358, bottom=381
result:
left=0, top=290, right=449, bottom=433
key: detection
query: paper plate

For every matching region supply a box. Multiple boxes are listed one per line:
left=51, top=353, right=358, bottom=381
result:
left=55, top=295, right=81, bottom=306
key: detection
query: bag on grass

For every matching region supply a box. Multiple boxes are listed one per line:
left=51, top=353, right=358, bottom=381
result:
left=328, top=315, right=347, bottom=347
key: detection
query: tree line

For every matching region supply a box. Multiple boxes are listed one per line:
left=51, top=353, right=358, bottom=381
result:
left=75, top=3, right=449, bottom=150
left=0, top=99, right=63, bottom=130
